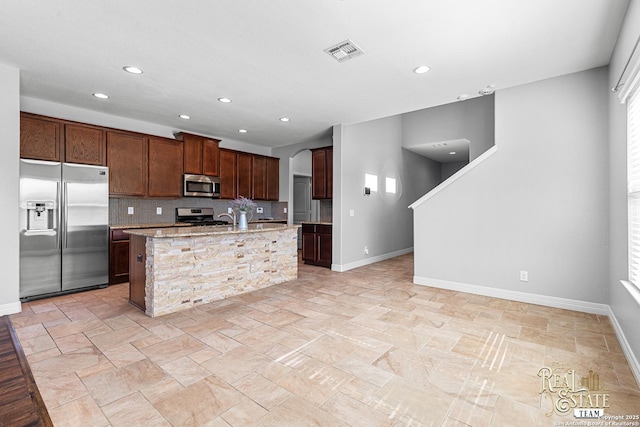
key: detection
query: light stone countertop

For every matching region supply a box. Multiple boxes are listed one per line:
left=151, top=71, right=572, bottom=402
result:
left=124, top=222, right=299, bottom=238
left=110, top=223, right=192, bottom=230
left=111, top=219, right=286, bottom=230
left=300, top=221, right=332, bottom=225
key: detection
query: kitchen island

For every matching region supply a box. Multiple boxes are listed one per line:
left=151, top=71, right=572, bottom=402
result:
left=125, top=223, right=299, bottom=317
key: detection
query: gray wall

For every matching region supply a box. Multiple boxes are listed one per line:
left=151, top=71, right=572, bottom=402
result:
left=441, top=161, right=467, bottom=181
left=413, top=67, right=609, bottom=303
left=291, top=150, right=312, bottom=176
left=608, top=0, right=640, bottom=369
left=402, top=94, right=495, bottom=161
left=272, top=135, right=333, bottom=217
left=333, top=116, right=441, bottom=270
left=0, top=62, right=20, bottom=314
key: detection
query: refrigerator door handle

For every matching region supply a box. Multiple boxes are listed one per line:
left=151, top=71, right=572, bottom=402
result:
left=57, top=181, right=62, bottom=249
left=62, top=182, right=68, bottom=249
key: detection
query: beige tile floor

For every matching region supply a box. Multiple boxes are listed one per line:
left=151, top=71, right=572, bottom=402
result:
left=10, top=254, right=640, bottom=426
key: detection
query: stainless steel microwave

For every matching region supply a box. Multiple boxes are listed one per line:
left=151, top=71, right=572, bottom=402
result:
left=183, top=174, right=221, bottom=198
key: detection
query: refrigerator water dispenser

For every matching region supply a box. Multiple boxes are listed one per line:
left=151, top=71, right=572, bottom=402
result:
left=26, top=201, right=55, bottom=231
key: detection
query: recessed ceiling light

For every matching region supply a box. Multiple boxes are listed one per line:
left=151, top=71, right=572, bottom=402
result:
left=279, top=117, right=290, bottom=122
left=413, top=65, right=431, bottom=74
left=123, top=66, right=143, bottom=74
left=457, top=94, right=469, bottom=101
left=93, top=93, right=109, bottom=99
left=218, top=97, right=232, bottom=103
left=449, top=151, right=456, bottom=155
left=178, top=114, right=191, bottom=120
left=238, top=129, right=248, bottom=133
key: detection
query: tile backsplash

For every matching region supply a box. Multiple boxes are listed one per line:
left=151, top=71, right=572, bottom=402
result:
left=110, top=198, right=288, bottom=226
left=319, top=199, right=332, bottom=222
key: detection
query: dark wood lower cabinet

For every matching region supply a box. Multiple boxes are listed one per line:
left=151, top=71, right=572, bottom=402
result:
left=128, top=235, right=146, bottom=311
left=109, top=229, right=130, bottom=284
left=301, top=223, right=332, bottom=268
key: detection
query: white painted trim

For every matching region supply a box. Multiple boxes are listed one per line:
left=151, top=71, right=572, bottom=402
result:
left=620, top=280, right=640, bottom=307
left=413, top=276, right=610, bottom=315
left=0, top=301, right=21, bottom=316
left=607, top=306, right=640, bottom=388
left=332, top=247, right=413, bottom=272
left=408, top=145, right=498, bottom=210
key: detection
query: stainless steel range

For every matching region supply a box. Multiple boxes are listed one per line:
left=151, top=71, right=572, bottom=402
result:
left=175, top=207, right=229, bottom=226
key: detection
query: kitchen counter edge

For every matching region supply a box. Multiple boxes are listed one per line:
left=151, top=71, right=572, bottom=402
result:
left=123, top=223, right=299, bottom=238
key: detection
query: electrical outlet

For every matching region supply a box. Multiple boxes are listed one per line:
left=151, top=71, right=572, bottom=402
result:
left=520, top=270, right=529, bottom=282
left=350, top=210, right=355, bottom=217
left=228, top=207, right=233, bottom=214
left=127, top=207, right=134, bottom=215
left=284, top=207, right=287, bottom=213
left=156, top=207, right=162, bottom=215
left=256, top=207, right=264, bottom=214
left=364, top=246, right=369, bottom=255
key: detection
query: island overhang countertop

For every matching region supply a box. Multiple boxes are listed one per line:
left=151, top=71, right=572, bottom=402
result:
left=125, top=223, right=300, bottom=317
left=125, top=222, right=298, bottom=238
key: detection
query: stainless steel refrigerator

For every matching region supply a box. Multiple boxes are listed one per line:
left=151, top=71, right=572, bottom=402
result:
left=19, top=159, right=109, bottom=300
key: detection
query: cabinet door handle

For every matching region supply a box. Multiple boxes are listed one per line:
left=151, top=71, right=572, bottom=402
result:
left=136, top=254, right=143, bottom=262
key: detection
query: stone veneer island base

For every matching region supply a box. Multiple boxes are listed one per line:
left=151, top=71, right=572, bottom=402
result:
left=125, top=223, right=300, bottom=317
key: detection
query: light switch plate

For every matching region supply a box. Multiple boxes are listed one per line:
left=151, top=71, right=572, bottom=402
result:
left=156, top=207, right=162, bottom=215
left=128, top=207, right=134, bottom=215
left=228, top=207, right=233, bottom=214
left=350, top=209, right=355, bottom=217
left=284, top=207, right=288, bottom=213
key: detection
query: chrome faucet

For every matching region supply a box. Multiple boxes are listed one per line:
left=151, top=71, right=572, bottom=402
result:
left=217, top=212, right=236, bottom=226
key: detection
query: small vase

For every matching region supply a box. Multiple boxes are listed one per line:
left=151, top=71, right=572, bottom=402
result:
left=238, top=211, right=248, bottom=229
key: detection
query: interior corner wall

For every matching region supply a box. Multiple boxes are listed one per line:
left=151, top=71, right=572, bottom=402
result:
left=401, top=94, right=495, bottom=161
left=608, top=0, right=640, bottom=372
left=413, top=67, right=609, bottom=303
left=334, top=116, right=440, bottom=270
left=0, top=62, right=21, bottom=313
left=271, top=135, right=332, bottom=216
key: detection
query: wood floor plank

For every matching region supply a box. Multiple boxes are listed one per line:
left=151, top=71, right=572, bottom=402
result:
left=0, top=315, right=53, bottom=427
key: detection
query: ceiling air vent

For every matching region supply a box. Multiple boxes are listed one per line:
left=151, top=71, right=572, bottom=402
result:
left=324, top=40, right=364, bottom=63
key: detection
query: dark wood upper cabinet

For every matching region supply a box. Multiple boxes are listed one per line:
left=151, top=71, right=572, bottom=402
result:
left=237, top=152, right=253, bottom=198
left=64, top=123, right=106, bottom=166
left=326, top=147, right=333, bottom=199
left=148, top=137, right=183, bottom=198
left=266, top=157, right=279, bottom=201
left=252, top=155, right=267, bottom=200
left=202, top=138, right=220, bottom=176
left=20, top=113, right=61, bottom=161
left=107, top=131, right=148, bottom=197
left=219, top=149, right=237, bottom=199
left=20, top=113, right=280, bottom=202
left=312, top=147, right=333, bottom=199
left=176, top=132, right=220, bottom=176
left=182, top=134, right=201, bottom=174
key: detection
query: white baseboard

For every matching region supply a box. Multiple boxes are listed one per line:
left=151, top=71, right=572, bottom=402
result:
left=0, top=301, right=22, bottom=316
left=414, top=276, right=640, bottom=387
left=413, top=276, right=610, bottom=315
left=607, top=306, right=640, bottom=388
left=332, top=247, right=413, bottom=272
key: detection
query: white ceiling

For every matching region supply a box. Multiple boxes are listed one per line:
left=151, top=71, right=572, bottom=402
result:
left=0, top=0, right=629, bottom=149
left=405, top=139, right=470, bottom=163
